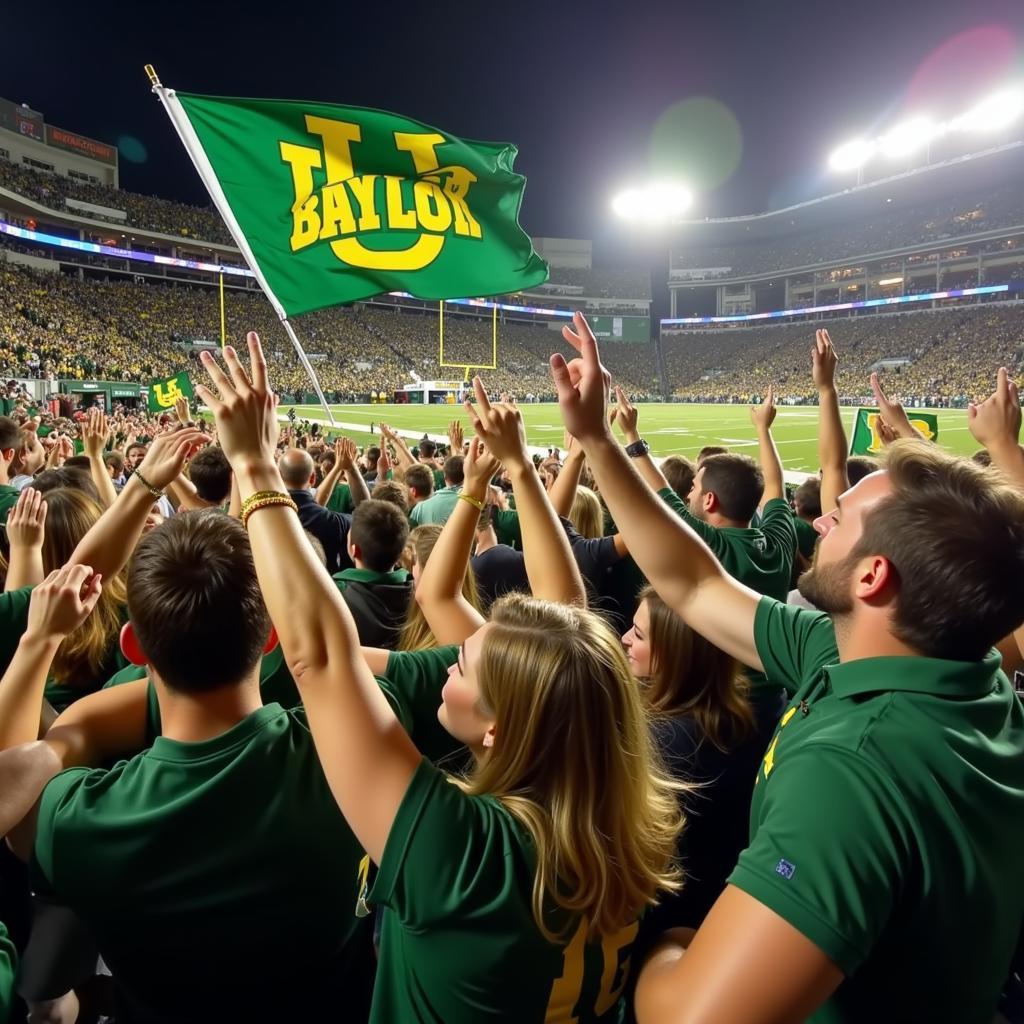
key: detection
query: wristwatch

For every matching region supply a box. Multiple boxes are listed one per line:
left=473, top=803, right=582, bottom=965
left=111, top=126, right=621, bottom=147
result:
left=625, top=438, right=650, bottom=458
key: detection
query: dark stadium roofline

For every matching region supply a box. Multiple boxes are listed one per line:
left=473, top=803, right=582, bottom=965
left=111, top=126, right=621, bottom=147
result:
left=667, top=220, right=1024, bottom=288
left=671, top=141, right=1024, bottom=247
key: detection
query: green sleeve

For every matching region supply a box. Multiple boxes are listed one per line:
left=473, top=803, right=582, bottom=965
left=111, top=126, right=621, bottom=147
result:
left=0, top=585, right=32, bottom=676
left=326, top=484, right=353, bottom=515
left=492, top=508, right=522, bottom=549
left=432, top=469, right=446, bottom=490
left=32, top=767, right=96, bottom=889
left=369, top=758, right=519, bottom=928
left=729, top=747, right=911, bottom=976
left=657, top=487, right=725, bottom=556
left=753, top=597, right=838, bottom=695
left=380, top=646, right=462, bottom=763
left=759, top=498, right=798, bottom=562
left=0, top=920, right=14, bottom=1024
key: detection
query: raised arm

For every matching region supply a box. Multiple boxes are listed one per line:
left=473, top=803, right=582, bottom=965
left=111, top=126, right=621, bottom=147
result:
left=466, top=377, right=586, bottom=608
left=415, top=436, right=496, bottom=644
left=968, top=368, right=1024, bottom=488
left=0, top=565, right=101, bottom=751
left=70, top=428, right=205, bottom=581
left=551, top=313, right=763, bottom=670
left=813, top=329, right=848, bottom=514
left=4, top=488, right=46, bottom=592
left=313, top=439, right=348, bottom=506
left=82, top=409, right=118, bottom=509
left=197, top=334, right=420, bottom=866
left=615, top=386, right=671, bottom=493
left=750, top=385, right=784, bottom=507
left=341, top=437, right=372, bottom=507
left=547, top=434, right=586, bottom=519
left=871, top=373, right=926, bottom=442
left=378, top=423, right=416, bottom=471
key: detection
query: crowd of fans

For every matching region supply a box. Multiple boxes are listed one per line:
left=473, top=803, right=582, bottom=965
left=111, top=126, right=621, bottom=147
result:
left=0, top=157, right=232, bottom=244
left=0, top=317, right=1020, bottom=1024
left=673, top=182, right=1024, bottom=278
left=663, top=302, right=1024, bottom=404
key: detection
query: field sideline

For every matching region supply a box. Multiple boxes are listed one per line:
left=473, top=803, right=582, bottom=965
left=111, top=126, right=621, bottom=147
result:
left=284, top=402, right=976, bottom=474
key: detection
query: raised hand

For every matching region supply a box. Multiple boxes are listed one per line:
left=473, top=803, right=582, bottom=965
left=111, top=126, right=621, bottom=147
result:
left=25, top=564, right=103, bottom=642
left=448, top=419, right=465, bottom=452
left=135, top=427, right=207, bottom=491
left=812, top=329, right=839, bottom=391
left=377, top=442, right=392, bottom=478
left=82, top=408, right=110, bottom=458
left=870, top=373, right=920, bottom=441
left=750, top=385, right=778, bottom=431
left=464, top=377, right=529, bottom=470
left=175, top=395, right=192, bottom=425
left=968, top=367, right=1022, bottom=453
left=550, top=311, right=612, bottom=445
left=335, top=436, right=357, bottom=468
left=615, top=385, right=639, bottom=442
left=462, top=436, right=502, bottom=497
left=196, top=332, right=278, bottom=469
left=7, top=487, right=46, bottom=550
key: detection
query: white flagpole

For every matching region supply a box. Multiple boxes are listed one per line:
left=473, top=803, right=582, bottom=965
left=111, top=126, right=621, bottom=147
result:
left=144, top=65, right=336, bottom=425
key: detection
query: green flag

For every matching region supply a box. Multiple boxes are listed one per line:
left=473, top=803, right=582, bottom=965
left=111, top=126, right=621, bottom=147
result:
left=850, top=408, right=939, bottom=455
left=148, top=371, right=194, bottom=414
left=161, top=90, right=549, bottom=315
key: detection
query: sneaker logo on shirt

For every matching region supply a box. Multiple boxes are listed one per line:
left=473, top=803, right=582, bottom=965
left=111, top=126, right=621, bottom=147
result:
left=775, top=859, right=796, bottom=880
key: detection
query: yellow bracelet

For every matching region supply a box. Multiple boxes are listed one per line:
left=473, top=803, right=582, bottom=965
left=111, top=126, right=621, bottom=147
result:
left=241, top=493, right=299, bottom=529
left=240, top=489, right=289, bottom=516
left=458, top=492, right=485, bottom=511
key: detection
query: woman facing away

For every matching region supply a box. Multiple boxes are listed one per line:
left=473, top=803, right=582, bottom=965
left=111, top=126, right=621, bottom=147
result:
left=198, top=335, right=683, bottom=1023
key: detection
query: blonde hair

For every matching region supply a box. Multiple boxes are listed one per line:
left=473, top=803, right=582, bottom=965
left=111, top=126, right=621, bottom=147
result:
left=638, top=586, right=753, bottom=752
left=41, top=488, right=127, bottom=685
left=462, top=593, right=683, bottom=940
left=569, top=486, right=604, bottom=539
left=398, top=524, right=481, bottom=651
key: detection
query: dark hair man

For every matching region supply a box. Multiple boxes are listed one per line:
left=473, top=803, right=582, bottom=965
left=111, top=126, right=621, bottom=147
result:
left=188, top=446, right=232, bottom=504
left=408, top=455, right=465, bottom=526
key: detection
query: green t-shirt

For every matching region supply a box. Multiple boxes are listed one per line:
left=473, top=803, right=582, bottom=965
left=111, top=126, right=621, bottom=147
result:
left=380, top=645, right=463, bottom=766
left=793, top=515, right=819, bottom=561
left=31, top=703, right=375, bottom=1022
left=0, top=921, right=14, bottom=1024
left=327, top=483, right=354, bottom=515
left=492, top=507, right=522, bottom=550
left=729, top=598, right=1024, bottom=1023
left=0, top=585, right=32, bottom=677
left=369, top=758, right=638, bottom=1023
left=0, top=484, right=19, bottom=526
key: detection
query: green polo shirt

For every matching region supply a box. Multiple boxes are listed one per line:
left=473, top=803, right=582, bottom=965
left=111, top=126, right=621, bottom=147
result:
left=409, top=485, right=461, bottom=526
left=326, top=483, right=354, bottom=515
left=333, top=567, right=410, bottom=592
left=729, top=597, right=1024, bottom=1023
left=0, top=484, right=19, bottom=525
left=369, top=757, right=639, bottom=1023
left=31, top=703, right=375, bottom=1021
left=0, top=921, right=14, bottom=1024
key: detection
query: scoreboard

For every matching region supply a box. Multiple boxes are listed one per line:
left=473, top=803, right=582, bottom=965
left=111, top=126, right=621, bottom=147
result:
left=587, top=315, right=650, bottom=343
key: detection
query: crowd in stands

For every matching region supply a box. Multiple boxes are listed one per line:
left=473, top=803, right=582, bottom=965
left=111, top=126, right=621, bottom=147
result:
left=673, top=182, right=1024, bottom=277
left=663, top=303, right=1024, bottom=405
left=0, top=316, right=1021, bottom=1024
left=527, top=266, right=652, bottom=299
left=0, top=157, right=232, bottom=244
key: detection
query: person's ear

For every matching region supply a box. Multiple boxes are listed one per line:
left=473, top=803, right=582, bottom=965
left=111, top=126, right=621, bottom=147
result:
left=120, top=621, right=148, bottom=666
left=263, top=626, right=278, bottom=655
left=853, top=555, right=896, bottom=603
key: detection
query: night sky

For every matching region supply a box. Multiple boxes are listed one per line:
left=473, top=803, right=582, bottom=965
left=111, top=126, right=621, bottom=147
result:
left=3, top=0, right=1024, bottom=271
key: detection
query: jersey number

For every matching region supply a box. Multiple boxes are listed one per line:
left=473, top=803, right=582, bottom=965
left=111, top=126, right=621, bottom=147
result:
left=544, top=918, right=639, bottom=1022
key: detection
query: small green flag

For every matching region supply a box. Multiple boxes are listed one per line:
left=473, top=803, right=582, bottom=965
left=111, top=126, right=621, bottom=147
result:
left=850, top=408, right=939, bottom=455
left=147, top=371, right=194, bottom=414
left=163, top=90, right=550, bottom=314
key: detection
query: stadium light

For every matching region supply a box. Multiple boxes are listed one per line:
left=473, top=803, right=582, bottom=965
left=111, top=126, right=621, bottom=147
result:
left=879, top=116, right=941, bottom=159
left=953, top=86, right=1024, bottom=132
left=828, top=138, right=875, bottom=172
left=878, top=276, right=904, bottom=286
left=612, top=183, right=693, bottom=225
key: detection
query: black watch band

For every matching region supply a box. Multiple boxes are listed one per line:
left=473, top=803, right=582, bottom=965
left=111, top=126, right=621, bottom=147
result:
left=625, top=438, right=650, bottom=458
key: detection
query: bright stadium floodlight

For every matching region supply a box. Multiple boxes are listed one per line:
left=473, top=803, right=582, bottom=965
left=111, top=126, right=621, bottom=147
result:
left=612, top=183, right=693, bottom=225
left=828, top=138, right=875, bottom=172
left=879, top=116, right=940, bottom=158
left=953, top=86, right=1024, bottom=132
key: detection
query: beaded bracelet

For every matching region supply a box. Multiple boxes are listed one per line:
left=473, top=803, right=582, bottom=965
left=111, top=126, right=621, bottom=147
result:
left=458, top=492, right=486, bottom=512
left=133, top=469, right=164, bottom=499
left=240, top=492, right=299, bottom=529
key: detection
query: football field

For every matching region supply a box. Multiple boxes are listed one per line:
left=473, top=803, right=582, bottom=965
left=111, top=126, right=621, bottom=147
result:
left=284, top=402, right=976, bottom=475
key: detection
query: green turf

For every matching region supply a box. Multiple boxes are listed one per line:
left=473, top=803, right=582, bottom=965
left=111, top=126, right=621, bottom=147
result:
left=283, top=402, right=976, bottom=474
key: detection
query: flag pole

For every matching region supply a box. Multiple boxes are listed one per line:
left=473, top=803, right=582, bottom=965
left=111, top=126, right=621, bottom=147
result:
left=218, top=270, right=226, bottom=350
left=144, top=64, right=336, bottom=425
